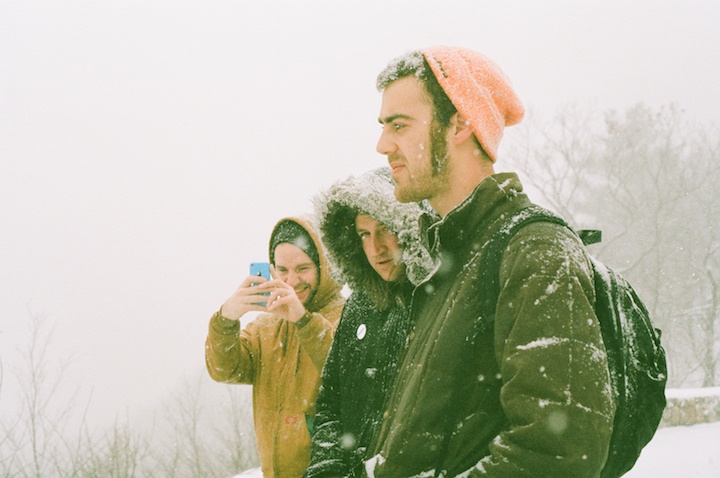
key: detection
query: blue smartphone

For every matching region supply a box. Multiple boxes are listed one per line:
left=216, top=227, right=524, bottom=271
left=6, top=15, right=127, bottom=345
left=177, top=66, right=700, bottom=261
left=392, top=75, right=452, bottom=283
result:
left=250, top=262, right=271, bottom=281
left=249, top=262, right=271, bottom=306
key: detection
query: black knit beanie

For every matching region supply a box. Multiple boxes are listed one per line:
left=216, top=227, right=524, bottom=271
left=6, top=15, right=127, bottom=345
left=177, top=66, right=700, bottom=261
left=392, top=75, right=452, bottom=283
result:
left=269, top=220, right=320, bottom=269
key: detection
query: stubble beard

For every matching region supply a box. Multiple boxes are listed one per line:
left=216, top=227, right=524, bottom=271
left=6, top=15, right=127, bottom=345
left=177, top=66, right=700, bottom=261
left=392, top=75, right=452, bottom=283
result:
left=394, top=123, right=451, bottom=203
left=298, top=281, right=318, bottom=307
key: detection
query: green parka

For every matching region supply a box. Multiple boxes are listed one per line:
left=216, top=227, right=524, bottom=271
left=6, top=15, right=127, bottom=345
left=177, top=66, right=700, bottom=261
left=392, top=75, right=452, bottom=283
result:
left=366, top=173, right=615, bottom=478
left=205, top=216, right=345, bottom=478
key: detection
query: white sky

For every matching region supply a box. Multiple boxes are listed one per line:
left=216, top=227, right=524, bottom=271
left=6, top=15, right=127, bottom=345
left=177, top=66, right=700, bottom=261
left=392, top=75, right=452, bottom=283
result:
left=2, top=0, right=719, bottom=425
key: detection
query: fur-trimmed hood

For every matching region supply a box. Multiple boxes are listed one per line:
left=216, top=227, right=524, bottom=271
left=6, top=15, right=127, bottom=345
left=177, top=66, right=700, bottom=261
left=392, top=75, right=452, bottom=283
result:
left=314, top=167, right=434, bottom=292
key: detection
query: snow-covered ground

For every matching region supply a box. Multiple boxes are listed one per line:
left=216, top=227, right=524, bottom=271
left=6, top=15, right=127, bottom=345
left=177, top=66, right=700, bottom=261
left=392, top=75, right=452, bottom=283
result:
left=232, top=420, right=720, bottom=477
left=234, top=388, right=720, bottom=477
left=624, top=421, right=720, bottom=477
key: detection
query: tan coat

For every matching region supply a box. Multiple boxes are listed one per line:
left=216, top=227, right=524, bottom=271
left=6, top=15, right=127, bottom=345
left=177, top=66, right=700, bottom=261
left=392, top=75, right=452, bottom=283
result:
left=205, top=216, right=345, bottom=478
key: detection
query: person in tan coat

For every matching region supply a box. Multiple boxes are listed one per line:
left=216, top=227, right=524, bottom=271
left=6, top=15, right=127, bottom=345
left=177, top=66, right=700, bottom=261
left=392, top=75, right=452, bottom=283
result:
left=206, top=216, right=345, bottom=478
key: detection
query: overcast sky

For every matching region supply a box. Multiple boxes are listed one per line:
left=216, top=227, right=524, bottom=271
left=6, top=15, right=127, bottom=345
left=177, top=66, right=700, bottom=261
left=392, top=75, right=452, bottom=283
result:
left=1, top=0, right=719, bottom=425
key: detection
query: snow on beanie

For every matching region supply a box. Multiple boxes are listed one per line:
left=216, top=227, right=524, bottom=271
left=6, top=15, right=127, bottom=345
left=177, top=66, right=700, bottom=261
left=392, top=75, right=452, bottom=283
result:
left=269, top=219, right=320, bottom=269
left=421, top=46, right=525, bottom=162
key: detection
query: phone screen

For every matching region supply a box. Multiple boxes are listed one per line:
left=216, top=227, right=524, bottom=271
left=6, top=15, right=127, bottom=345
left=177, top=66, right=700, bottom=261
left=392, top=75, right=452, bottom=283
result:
left=249, top=262, right=271, bottom=306
left=249, top=262, right=271, bottom=280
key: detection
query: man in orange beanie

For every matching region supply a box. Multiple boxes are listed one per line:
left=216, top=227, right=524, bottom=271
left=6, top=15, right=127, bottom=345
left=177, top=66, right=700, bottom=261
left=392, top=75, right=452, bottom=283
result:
left=365, top=47, right=615, bottom=477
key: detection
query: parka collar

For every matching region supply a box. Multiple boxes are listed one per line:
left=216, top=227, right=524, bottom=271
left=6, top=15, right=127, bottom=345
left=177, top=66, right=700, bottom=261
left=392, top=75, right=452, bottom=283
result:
left=421, top=172, right=529, bottom=255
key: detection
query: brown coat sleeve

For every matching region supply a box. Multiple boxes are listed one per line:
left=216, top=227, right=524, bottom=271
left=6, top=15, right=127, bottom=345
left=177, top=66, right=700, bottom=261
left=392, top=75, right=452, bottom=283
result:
left=295, top=309, right=340, bottom=372
left=205, top=309, right=257, bottom=384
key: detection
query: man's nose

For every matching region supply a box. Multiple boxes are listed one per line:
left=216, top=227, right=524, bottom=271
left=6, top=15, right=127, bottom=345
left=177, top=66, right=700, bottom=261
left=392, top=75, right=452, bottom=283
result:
left=368, top=236, right=386, bottom=256
left=376, top=129, right=396, bottom=156
left=285, top=270, right=300, bottom=286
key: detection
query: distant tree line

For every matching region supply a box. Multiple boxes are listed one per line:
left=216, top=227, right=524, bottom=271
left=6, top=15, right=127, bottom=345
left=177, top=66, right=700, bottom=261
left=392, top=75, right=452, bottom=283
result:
left=0, top=312, right=260, bottom=477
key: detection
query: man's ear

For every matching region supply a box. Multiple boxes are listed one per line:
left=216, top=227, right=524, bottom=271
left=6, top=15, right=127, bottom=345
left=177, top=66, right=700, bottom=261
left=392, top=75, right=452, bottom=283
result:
left=451, top=113, right=475, bottom=144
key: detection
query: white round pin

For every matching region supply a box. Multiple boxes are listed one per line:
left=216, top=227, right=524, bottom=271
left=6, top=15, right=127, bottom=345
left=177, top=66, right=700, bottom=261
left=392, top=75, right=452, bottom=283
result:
left=356, top=324, right=367, bottom=340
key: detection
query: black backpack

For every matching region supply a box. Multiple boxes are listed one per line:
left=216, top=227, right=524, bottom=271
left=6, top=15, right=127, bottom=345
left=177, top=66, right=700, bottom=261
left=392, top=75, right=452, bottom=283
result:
left=476, top=205, right=668, bottom=478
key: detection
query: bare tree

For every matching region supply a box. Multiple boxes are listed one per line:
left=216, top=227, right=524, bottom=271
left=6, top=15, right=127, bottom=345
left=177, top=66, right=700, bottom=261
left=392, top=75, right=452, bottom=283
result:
left=675, top=130, right=720, bottom=387
left=0, top=311, right=260, bottom=477
left=143, top=373, right=259, bottom=478
left=167, top=375, right=211, bottom=477
left=211, top=385, right=259, bottom=473
left=0, top=311, right=83, bottom=477
left=67, top=412, right=150, bottom=478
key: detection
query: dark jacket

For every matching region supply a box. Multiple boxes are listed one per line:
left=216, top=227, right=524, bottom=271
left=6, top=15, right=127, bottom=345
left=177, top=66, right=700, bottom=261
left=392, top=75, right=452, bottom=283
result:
left=367, top=173, right=615, bottom=478
left=306, top=287, right=413, bottom=478
left=306, top=168, right=434, bottom=478
left=205, top=216, right=345, bottom=478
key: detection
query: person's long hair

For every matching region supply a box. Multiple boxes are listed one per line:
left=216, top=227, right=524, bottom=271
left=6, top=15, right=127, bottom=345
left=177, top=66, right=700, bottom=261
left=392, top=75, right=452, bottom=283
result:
left=320, top=203, right=410, bottom=311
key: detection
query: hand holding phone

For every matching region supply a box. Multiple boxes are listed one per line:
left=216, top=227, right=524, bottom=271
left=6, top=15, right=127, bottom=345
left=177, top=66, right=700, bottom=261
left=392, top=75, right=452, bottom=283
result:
left=249, top=262, right=271, bottom=306
left=219, top=263, right=273, bottom=321
left=251, top=262, right=307, bottom=324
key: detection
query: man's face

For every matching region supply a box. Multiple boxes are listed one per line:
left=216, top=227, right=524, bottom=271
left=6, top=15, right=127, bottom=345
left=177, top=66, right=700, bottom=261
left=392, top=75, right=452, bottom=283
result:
left=355, top=214, right=404, bottom=282
left=376, top=76, right=451, bottom=204
left=273, top=243, right=319, bottom=306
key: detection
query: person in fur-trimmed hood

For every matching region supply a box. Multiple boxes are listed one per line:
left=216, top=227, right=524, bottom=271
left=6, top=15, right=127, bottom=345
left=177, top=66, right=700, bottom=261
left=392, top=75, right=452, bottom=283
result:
left=304, top=167, right=434, bottom=478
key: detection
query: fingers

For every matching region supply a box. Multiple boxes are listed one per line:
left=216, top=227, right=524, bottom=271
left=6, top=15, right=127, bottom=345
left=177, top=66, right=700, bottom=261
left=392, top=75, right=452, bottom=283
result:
left=240, top=275, right=268, bottom=288
left=252, top=278, right=292, bottom=294
left=265, top=287, right=296, bottom=307
left=265, top=287, right=302, bottom=310
left=227, top=276, right=302, bottom=321
left=265, top=287, right=306, bottom=323
left=221, top=292, right=267, bottom=320
left=232, top=276, right=278, bottom=302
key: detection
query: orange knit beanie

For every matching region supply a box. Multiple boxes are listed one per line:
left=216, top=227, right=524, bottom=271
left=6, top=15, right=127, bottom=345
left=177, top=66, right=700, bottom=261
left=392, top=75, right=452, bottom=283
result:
left=422, top=46, right=524, bottom=162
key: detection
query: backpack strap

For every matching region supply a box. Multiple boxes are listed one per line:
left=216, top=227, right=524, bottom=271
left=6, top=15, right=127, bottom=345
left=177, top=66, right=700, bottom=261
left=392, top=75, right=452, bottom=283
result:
left=477, top=205, right=571, bottom=322
left=434, top=205, right=576, bottom=477
left=578, top=229, right=602, bottom=246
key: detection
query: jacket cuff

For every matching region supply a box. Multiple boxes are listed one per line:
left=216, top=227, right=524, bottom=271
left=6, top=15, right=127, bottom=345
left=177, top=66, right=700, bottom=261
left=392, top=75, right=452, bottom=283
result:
left=294, top=311, right=313, bottom=329
left=210, top=309, right=240, bottom=334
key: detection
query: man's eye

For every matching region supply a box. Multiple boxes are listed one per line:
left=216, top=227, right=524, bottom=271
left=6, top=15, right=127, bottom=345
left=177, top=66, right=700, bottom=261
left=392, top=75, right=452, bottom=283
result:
left=393, top=123, right=406, bottom=131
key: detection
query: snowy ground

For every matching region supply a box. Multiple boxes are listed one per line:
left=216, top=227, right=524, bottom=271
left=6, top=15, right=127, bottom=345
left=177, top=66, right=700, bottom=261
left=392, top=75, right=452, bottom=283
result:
left=233, top=388, right=720, bottom=477
left=232, top=420, right=720, bottom=477
left=624, top=421, right=720, bottom=477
